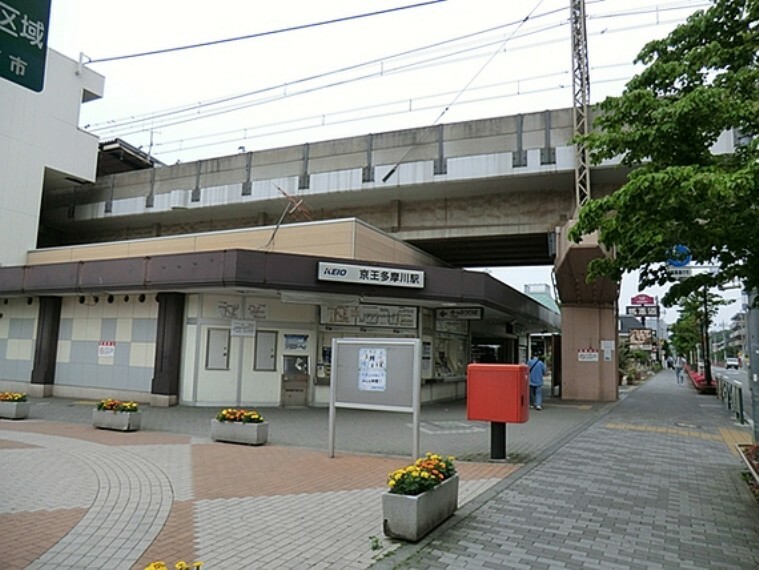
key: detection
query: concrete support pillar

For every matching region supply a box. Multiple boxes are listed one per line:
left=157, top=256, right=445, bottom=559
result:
left=560, top=304, right=618, bottom=401
left=151, top=292, right=185, bottom=407
left=30, top=296, right=62, bottom=397
left=554, top=220, right=619, bottom=402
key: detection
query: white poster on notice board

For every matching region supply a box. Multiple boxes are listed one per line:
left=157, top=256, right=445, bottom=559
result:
left=358, top=348, right=387, bottom=392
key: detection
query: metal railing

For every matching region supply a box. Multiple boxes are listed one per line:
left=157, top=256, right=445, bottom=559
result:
left=715, top=372, right=746, bottom=425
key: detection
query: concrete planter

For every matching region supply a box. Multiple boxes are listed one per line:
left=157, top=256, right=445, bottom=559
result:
left=211, top=419, right=269, bottom=446
left=382, top=473, right=459, bottom=542
left=737, top=444, right=759, bottom=484
left=0, top=401, right=31, bottom=420
left=92, top=409, right=142, bottom=432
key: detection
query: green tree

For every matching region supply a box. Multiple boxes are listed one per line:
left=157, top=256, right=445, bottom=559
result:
left=670, top=314, right=700, bottom=361
left=569, top=0, right=759, bottom=306
left=669, top=289, right=726, bottom=361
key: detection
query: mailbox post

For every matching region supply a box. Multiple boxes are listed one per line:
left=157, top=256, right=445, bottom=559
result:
left=467, top=364, right=529, bottom=459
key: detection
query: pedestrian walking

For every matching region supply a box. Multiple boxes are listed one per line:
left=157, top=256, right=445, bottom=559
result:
left=527, top=353, right=546, bottom=410
left=674, top=355, right=686, bottom=384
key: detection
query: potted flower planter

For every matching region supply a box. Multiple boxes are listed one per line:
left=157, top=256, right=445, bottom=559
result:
left=382, top=473, right=459, bottom=542
left=0, top=400, right=31, bottom=420
left=211, top=419, right=269, bottom=445
left=92, top=409, right=142, bottom=432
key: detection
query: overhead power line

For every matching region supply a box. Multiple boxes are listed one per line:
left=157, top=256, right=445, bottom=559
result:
left=153, top=73, right=634, bottom=157
left=109, top=20, right=687, bottom=158
left=87, top=1, right=701, bottom=141
left=86, top=0, right=448, bottom=64
left=93, top=19, right=572, bottom=139
left=86, top=4, right=572, bottom=133
left=85, top=0, right=708, bottom=161
left=382, top=0, right=549, bottom=183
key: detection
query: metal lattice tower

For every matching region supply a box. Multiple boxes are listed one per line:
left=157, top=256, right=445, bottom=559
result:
left=570, top=0, right=591, bottom=209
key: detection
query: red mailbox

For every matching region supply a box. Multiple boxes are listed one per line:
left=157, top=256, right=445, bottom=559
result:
left=467, top=364, right=529, bottom=423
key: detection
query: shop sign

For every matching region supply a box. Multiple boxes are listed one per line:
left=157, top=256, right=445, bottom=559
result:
left=435, top=307, right=483, bottom=320
left=318, top=262, right=424, bottom=288
left=626, top=305, right=659, bottom=317
left=629, top=328, right=653, bottom=351
left=630, top=294, right=655, bottom=305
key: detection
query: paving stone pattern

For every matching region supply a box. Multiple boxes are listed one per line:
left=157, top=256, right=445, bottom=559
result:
left=0, top=423, right=514, bottom=569
left=1, top=373, right=756, bottom=568
left=383, top=374, right=759, bottom=570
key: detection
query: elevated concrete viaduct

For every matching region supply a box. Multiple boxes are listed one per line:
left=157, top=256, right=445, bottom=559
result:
left=38, top=107, right=635, bottom=401
left=41, top=108, right=630, bottom=267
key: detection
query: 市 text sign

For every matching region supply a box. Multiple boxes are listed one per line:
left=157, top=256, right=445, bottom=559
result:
left=0, top=0, right=50, bottom=92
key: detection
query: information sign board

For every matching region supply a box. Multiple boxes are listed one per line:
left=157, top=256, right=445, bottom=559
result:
left=0, top=0, right=50, bottom=92
left=626, top=305, right=660, bottom=317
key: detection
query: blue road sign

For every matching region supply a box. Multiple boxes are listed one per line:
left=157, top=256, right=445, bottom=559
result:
left=668, top=245, right=691, bottom=267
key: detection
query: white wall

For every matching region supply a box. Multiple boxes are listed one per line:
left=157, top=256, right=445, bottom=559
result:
left=182, top=293, right=318, bottom=407
left=0, top=49, right=103, bottom=266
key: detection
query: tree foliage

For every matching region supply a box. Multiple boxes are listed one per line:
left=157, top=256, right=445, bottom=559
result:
left=569, top=0, right=759, bottom=306
left=669, top=315, right=700, bottom=359
left=669, top=289, right=727, bottom=357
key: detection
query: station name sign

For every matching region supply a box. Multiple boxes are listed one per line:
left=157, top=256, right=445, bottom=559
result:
left=318, top=262, right=424, bottom=289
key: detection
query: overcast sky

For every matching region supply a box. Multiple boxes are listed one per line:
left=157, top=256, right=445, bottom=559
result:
left=48, top=0, right=710, bottom=163
left=45, top=0, right=743, bottom=326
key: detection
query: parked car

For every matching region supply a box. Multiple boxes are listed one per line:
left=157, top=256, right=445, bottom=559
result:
left=725, top=357, right=740, bottom=369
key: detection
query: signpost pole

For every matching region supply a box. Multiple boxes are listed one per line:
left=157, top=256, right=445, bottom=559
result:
left=490, top=423, right=506, bottom=460
left=703, top=286, right=713, bottom=386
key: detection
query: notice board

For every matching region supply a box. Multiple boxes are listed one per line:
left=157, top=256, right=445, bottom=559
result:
left=328, top=337, right=421, bottom=458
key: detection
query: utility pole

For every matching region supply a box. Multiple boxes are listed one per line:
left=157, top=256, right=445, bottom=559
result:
left=702, top=287, right=712, bottom=385
left=570, top=0, right=591, bottom=209
left=748, top=290, right=759, bottom=442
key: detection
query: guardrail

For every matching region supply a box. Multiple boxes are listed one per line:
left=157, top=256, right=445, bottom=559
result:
left=715, top=373, right=746, bottom=425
